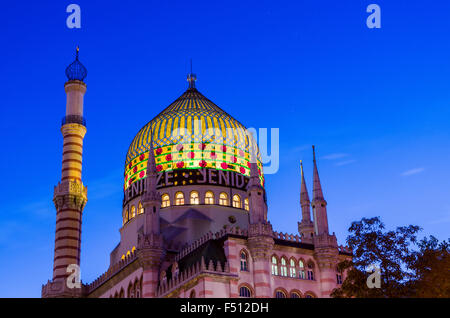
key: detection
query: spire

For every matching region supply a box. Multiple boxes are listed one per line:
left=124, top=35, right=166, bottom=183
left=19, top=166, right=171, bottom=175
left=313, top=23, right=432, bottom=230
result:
left=187, top=59, right=197, bottom=89
left=300, top=160, right=310, bottom=204
left=146, top=128, right=157, bottom=175
left=65, top=46, right=87, bottom=82
left=248, top=140, right=261, bottom=189
left=312, top=145, right=325, bottom=201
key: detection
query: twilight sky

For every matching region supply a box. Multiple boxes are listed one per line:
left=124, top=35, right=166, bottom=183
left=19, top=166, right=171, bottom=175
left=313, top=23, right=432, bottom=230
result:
left=0, top=0, right=449, bottom=297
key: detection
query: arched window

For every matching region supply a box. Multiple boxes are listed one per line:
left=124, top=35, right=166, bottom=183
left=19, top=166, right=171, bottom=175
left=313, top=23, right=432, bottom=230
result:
left=189, top=290, right=196, bottom=298
left=138, top=202, right=144, bottom=214
left=298, top=260, right=305, bottom=279
left=127, top=282, right=134, bottom=298
left=280, top=257, right=288, bottom=277
left=130, top=205, right=136, bottom=218
left=240, top=251, right=248, bottom=271
left=175, top=192, right=184, bottom=205
left=232, top=194, right=241, bottom=208
left=239, top=286, right=251, bottom=298
left=336, top=266, right=343, bottom=284
left=205, top=191, right=214, bottom=204
left=271, top=256, right=278, bottom=275
left=119, top=288, right=124, bottom=298
left=244, top=198, right=249, bottom=211
left=161, top=194, right=170, bottom=207
left=123, top=207, right=129, bottom=224
left=305, top=294, right=314, bottom=298
left=131, top=246, right=136, bottom=254
left=275, top=290, right=286, bottom=298
left=290, top=292, right=300, bottom=298
left=289, top=258, right=296, bottom=278
left=190, top=191, right=199, bottom=205
left=219, top=192, right=229, bottom=206
left=307, top=262, right=315, bottom=280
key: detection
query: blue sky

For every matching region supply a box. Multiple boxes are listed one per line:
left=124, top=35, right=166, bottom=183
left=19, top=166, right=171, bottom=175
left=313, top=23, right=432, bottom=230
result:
left=0, top=1, right=449, bottom=297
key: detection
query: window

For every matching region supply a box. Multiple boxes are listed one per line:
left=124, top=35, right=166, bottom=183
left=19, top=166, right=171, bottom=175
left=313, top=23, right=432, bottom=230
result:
left=298, top=260, right=305, bottom=279
left=280, top=257, right=288, bottom=277
left=161, top=194, right=170, bottom=207
left=244, top=198, right=249, bottom=211
left=336, top=274, right=343, bottom=284
left=189, top=290, right=196, bottom=298
left=239, top=286, right=251, bottom=298
left=123, top=207, right=129, bottom=224
left=290, top=292, right=300, bottom=298
left=138, top=202, right=144, bottom=214
left=307, top=262, right=315, bottom=280
left=289, top=259, right=296, bottom=278
left=305, top=294, right=314, bottom=298
left=130, top=205, right=136, bottom=218
left=219, top=192, right=229, bottom=206
left=175, top=192, right=184, bottom=205
left=275, top=290, right=286, bottom=298
left=271, top=256, right=278, bottom=275
left=232, top=194, right=241, bottom=208
left=240, top=251, right=248, bottom=271
left=190, top=191, right=199, bottom=205
left=205, top=191, right=214, bottom=204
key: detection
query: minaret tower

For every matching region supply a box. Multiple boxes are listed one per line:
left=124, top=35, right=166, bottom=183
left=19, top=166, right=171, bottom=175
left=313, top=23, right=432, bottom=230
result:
left=42, top=47, right=88, bottom=298
left=137, top=130, right=165, bottom=298
left=310, top=146, right=339, bottom=298
left=247, top=143, right=274, bottom=298
left=312, top=146, right=329, bottom=235
left=298, top=160, right=314, bottom=243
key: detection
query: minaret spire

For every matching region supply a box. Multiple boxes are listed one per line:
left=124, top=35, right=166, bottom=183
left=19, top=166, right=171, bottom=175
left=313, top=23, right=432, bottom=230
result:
left=311, top=145, right=329, bottom=235
left=42, top=48, right=88, bottom=298
left=312, top=145, right=324, bottom=201
left=298, top=160, right=314, bottom=243
left=187, top=59, right=197, bottom=89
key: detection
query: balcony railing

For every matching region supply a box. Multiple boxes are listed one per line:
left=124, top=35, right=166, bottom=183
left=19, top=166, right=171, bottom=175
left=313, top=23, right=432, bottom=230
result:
left=62, top=115, right=86, bottom=127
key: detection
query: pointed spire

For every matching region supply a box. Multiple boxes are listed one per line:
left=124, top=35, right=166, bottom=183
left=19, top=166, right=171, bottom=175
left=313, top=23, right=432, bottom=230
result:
left=312, top=145, right=324, bottom=201
left=187, top=59, right=197, bottom=89
left=300, top=160, right=310, bottom=204
left=146, top=128, right=157, bottom=175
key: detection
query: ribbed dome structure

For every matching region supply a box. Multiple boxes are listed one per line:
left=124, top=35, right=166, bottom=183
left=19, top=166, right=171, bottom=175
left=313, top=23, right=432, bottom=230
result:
left=124, top=84, right=264, bottom=191
left=65, top=47, right=87, bottom=81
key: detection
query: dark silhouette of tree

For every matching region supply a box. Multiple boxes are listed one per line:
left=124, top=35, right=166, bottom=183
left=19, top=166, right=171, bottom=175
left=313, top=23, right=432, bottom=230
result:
left=331, top=217, right=449, bottom=298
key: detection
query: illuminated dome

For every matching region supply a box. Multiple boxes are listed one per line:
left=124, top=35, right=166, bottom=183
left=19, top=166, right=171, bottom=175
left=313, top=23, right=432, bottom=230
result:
left=124, top=78, right=264, bottom=191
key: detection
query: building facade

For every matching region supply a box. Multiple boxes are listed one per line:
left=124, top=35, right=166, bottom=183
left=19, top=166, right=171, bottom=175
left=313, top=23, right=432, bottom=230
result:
left=42, top=51, right=351, bottom=298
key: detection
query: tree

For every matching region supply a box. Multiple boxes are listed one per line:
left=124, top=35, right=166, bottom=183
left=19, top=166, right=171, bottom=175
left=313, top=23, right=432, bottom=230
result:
left=331, top=217, right=421, bottom=298
left=407, top=236, right=450, bottom=297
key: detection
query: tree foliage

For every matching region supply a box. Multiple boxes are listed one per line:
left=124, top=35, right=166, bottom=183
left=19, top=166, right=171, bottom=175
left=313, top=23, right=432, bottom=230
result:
left=331, top=217, right=449, bottom=298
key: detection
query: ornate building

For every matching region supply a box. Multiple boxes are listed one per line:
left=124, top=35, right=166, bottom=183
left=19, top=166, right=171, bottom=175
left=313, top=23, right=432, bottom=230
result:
left=42, top=50, right=351, bottom=298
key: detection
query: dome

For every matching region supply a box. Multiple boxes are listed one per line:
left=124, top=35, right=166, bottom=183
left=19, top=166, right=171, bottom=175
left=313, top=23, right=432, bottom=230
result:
left=65, top=46, right=87, bottom=82
left=124, top=82, right=264, bottom=191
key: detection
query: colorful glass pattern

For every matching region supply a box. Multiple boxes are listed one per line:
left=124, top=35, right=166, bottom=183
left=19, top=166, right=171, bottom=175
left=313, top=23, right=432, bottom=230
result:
left=124, top=88, right=264, bottom=190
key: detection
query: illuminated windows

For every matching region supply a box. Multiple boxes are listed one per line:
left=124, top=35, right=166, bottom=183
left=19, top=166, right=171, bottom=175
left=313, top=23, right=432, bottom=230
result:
left=138, top=202, right=144, bottom=214
left=190, top=191, right=199, bottom=205
left=244, top=198, right=249, bottom=211
left=175, top=192, right=184, bottom=205
left=123, top=207, right=129, bottom=224
left=298, top=260, right=305, bottom=279
left=130, top=205, right=136, bottom=218
left=289, top=258, right=296, bottom=278
left=232, top=194, right=241, bottom=208
left=280, top=257, right=288, bottom=277
left=219, top=192, right=229, bottom=206
left=271, top=256, right=278, bottom=275
left=205, top=191, right=214, bottom=204
left=161, top=194, right=170, bottom=207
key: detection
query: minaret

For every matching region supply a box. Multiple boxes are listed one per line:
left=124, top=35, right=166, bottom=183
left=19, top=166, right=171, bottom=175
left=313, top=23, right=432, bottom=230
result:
left=137, top=129, right=165, bottom=298
left=312, top=146, right=329, bottom=235
left=42, top=47, right=88, bottom=298
left=310, top=146, right=339, bottom=298
left=298, top=160, right=314, bottom=243
left=247, top=142, right=274, bottom=298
